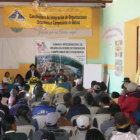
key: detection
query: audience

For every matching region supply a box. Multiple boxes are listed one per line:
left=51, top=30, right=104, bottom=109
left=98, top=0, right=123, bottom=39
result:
left=0, top=83, right=10, bottom=98
left=63, top=93, right=73, bottom=108
left=118, top=82, right=140, bottom=133
left=31, top=92, right=55, bottom=117
left=56, top=103, right=72, bottom=127
left=0, top=94, right=9, bottom=116
left=15, top=105, right=35, bottom=126
left=101, top=104, right=121, bottom=134
left=85, top=128, right=105, bottom=140
left=73, top=115, right=90, bottom=140
left=96, top=96, right=110, bottom=114
left=1, top=115, right=28, bottom=140
left=71, top=78, right=86, bottom=97
left=110, top=112, right=139, bottom=140
left=111, top=92, right=120, bottom=104
left=66, top=95, right=90, bottom=122
left=32, top=112, right=69, bottom=140
left=84, top=92, right=99, bottom=107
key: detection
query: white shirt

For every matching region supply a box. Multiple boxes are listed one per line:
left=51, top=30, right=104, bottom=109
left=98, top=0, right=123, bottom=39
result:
left=2, top=77, right=11, bottom=83
left=31, top=70, right=35, bottom=77
left=110, top=131, right=140, bottom=140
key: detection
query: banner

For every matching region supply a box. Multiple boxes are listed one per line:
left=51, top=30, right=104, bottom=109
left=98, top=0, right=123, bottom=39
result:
left=35, top=39, right=86, bottom=78
left=4, top=6, right=92, bottom=29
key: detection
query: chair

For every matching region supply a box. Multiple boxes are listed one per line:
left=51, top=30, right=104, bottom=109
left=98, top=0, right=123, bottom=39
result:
left=71, top=114, right=91, bottom=124
left=60, top=126, right=77, bottom=137
left=17, top=125, right=35, bottom=138
left=136, top=128, right=140, bottom=136
left=32, top=115, right=46, bottom=129
left=88, top=106, right=100, bottom=116
left=91, top=114, right=110, bottom=131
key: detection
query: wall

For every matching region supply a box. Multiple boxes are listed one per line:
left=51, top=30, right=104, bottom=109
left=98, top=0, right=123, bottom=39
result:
left=0, top=8, right=100, bottom=82
left=101, top=0, right=140, bottom=93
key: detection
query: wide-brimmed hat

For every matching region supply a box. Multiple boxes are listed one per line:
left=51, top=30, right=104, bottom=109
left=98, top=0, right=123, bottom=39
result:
left=115, top=112, right=130, bottom=129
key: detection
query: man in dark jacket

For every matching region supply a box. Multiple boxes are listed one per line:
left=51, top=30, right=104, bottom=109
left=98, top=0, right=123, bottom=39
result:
left=66, top=95, right=90, bottom=121
left=25, top=64, right=40, bottom=80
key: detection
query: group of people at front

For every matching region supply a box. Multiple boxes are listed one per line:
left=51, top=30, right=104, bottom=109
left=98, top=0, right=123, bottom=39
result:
left=1, top=64, right=140, bottom=140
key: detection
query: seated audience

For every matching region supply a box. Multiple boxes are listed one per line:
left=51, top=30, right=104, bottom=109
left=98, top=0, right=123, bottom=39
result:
left=18, top=80, right=26, bottom=91
left=121, top=77, right=131, bottom=89
left=111, top=92, right=120, bottom=104
left=118, top=82, right=140, bottom=129
left=56, top=69, right=67, bottom=83
left=63, top=93, right=73, bottom=108
left=0, top=83, right=10, bottom=98
left=32, top=112, right=69, bottom=140
left=84, top=92, right=99, bottom=107
left=56, top=104, right=72, bottom=127
left=15, top=105, right=35, bottom=126
left=10, top=91, right=29, bottom=116
left=31, top=92, right=55, bottom=117
left=96, top=96, right=110, bottom=114
left=0, top=94, right=9, bottom=116
left=72, top=115, right=91, bottom=140
left=1, top=115, right=28, bottom=140
left=14, top=74, right=24, bottom=84
left=100, top=81, right=108, bottom=93
left=101, top=104, right=121, bottom=134
left=71, top=78, right=86, bottom=97
left=25, top=64, right=40, bottom=80
left=85, top=128, right=105, bottom=140
left=110, top=112, right=139, bottom=140
left=33, top=81, right=45, bottom=101
left=42, top=70, right=53, bottom=83
left=66, top=95, right=90, bottom=121
left=2, top=72, right=11, bottom=84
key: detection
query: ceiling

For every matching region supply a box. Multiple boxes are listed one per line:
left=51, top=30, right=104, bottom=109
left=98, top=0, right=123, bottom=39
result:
left=0, top=0, right=113, bottom=8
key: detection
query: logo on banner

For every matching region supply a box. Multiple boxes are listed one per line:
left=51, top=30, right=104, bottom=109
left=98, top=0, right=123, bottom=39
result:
left=8, top=9, right=26, bottom=21
left=37, top=42, right=49, bottom=54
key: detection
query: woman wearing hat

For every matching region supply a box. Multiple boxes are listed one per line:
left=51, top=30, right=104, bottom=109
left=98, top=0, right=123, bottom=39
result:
left=25, top=64, right=40, bottom=80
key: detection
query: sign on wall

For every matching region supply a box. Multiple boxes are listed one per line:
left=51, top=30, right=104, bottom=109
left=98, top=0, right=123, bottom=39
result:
left=35, top=39, right=86, bottom=78
left=4, top=6, right=92, bottom=30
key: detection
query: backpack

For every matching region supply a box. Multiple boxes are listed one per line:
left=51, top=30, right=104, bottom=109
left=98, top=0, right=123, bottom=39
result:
left=133, top=102, right=140, bottom=125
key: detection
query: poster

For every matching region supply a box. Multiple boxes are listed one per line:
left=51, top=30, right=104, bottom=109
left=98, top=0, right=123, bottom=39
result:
left=35, top=39, right=86, bottom=79
left=115, top=40, right=123, bottom=76
left=4, top=6, right=92, bottom=30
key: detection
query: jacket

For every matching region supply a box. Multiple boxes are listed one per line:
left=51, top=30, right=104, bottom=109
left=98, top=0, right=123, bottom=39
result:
left=118, top=91, right=140, bottom=124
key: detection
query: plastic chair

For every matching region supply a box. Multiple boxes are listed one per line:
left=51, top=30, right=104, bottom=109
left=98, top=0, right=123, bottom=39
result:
left=88, top=106, right=100, bottom=116
left=91, top=114, right=110, bottom=130
left=16, top=125, right=35, bottom=138
left=32, top=115, right=46, bottom=129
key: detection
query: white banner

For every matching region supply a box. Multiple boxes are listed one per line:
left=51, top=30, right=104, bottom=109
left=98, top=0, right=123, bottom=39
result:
left=36, top=39, right=86, bottom=65
left=35, top=39, right=86, bottom=77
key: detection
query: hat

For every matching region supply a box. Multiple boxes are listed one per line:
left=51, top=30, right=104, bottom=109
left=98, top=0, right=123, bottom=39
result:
left=41, top=92, right=51, bottom=102
left=115, top=112, right=130, bottom=129
left=56, top=104, right=67, bottom=115
left=46, top=112, right=60, bottom=126
left=76, top=115, right=90, bottom=129
left=123, top=77, right=130, bottom=83
left=126, top=82, right=138, bottom=92
left=92, top=85, right=101, bottom=91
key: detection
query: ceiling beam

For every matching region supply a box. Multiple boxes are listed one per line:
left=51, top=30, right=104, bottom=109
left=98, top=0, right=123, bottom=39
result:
left=0, top=0, right=113, bottom=3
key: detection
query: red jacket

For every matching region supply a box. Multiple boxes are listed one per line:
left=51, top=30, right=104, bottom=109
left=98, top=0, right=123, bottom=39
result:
left=118, top=91, right=140, bottom=125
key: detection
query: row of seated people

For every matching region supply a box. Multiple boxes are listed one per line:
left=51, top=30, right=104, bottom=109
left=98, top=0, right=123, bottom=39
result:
left=2, top=64, right=68, bottom=84
left=1, top=76, right=140, bottom=140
